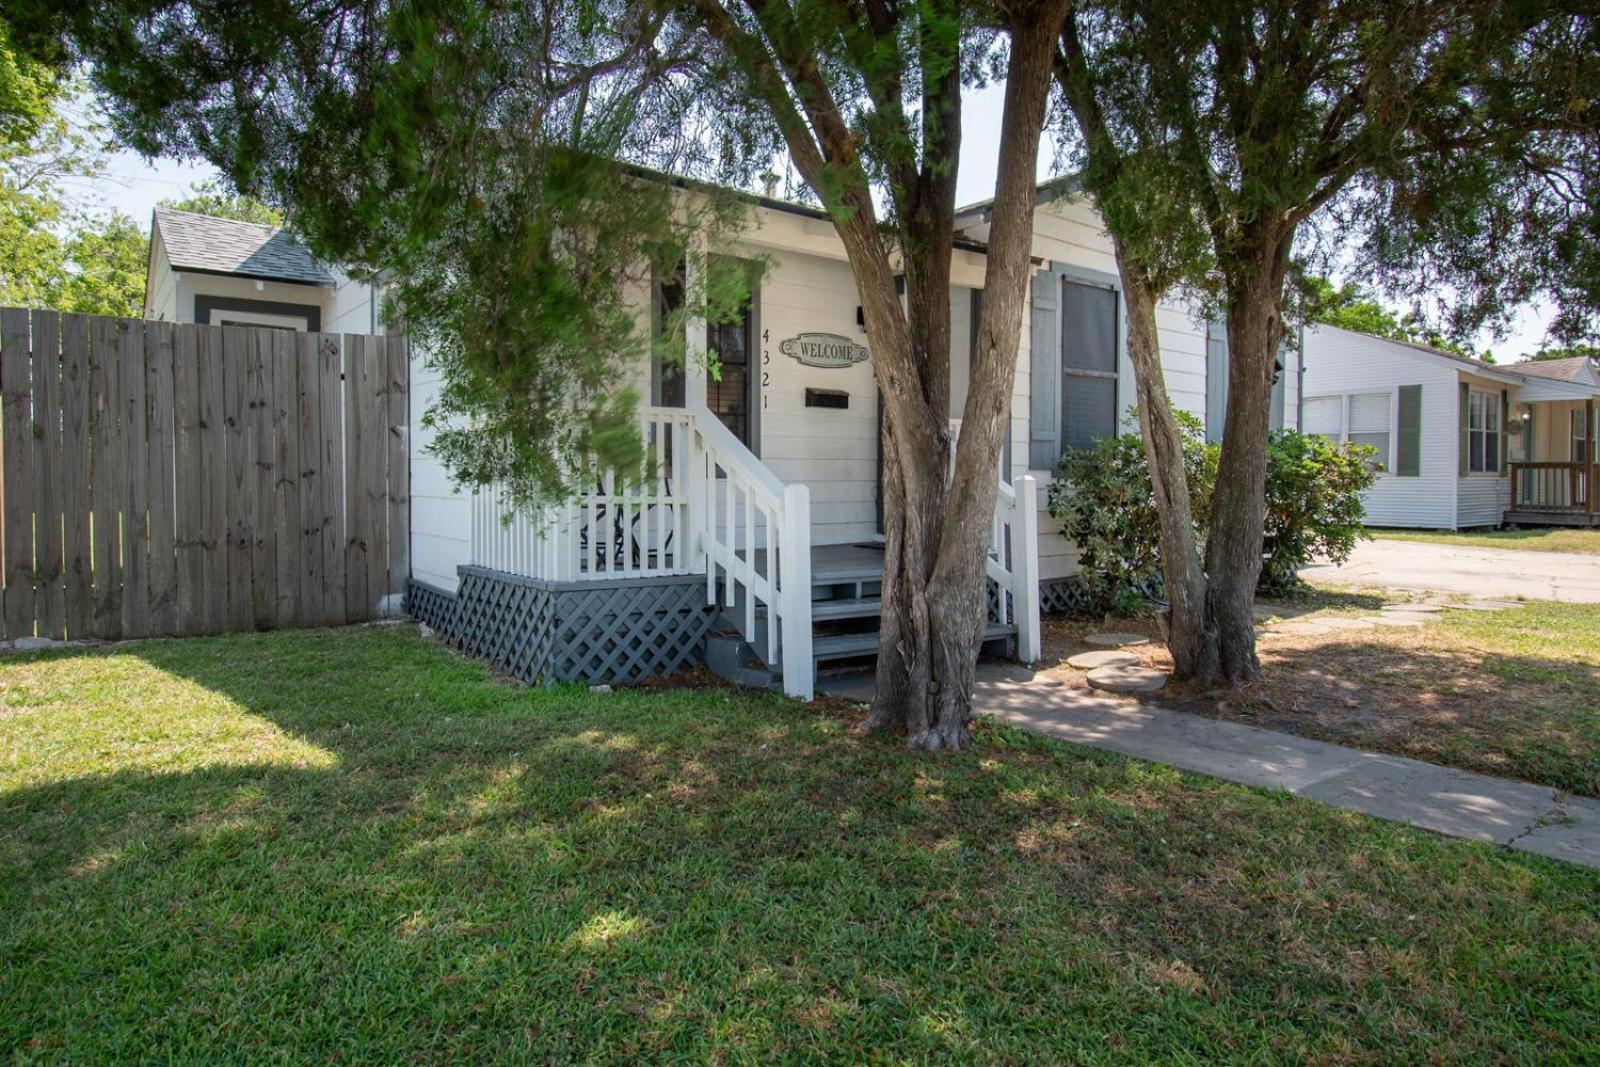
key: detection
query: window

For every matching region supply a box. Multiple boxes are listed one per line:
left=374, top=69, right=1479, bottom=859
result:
left=1302, top=392, right=1392, bottom=469
left=707, top=295, right=755, bottom=450
left=1060, top=280, right=1118, bottom=450
left=1571, top=409, right=1590, bottom=463
left=1347, top=392, right=1392, bottom=466
left=652, top=262, right=686, bottom=407
left=1467, top=390, right=1500, bottom=473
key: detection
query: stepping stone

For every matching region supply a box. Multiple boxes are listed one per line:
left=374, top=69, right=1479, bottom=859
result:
left=1066, top=649, right=1141, bottom=670
left=1381, top=602, right=1442, bottom=613
left=1310, top=617, right=1375, bottom=631
left=1086, top=664, right=1167, bottom=694
left=1363, top=614, right=1428, bottom=627
left=1084, top=632, right=1151, bottom=648
left=1449, top=599, right=1523, bottom=611
left=1269, top=621, right=1336, bottom=637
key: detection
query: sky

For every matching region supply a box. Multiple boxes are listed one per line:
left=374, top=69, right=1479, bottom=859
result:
left=79, top=80, right=1558, bottom=360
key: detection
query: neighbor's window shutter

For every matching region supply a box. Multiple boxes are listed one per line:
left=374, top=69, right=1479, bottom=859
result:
left=1206, top=319, right=1228, bottom=443
left=1458, top=382, right=1470, bottom=476
left=1029, top=268, right=1060, bottom=468
left=1500, top=389, right=1510, bottom=477
left=1396, top=385, right=1422, bottom=477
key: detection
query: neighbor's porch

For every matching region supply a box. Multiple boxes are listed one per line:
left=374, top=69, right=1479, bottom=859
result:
left=1507, top=393, right=1600, bottom=526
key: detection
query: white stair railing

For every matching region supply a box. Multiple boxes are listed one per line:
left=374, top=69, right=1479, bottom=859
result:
left=688, top=409, right=813, bottom=701
left=949, top=419, right=1042, bottom=663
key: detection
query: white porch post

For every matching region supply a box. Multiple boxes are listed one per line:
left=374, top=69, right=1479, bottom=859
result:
left=779, top=483, right=814, bottom=700
left=684, top=237, right=710, bottom=412
left=1012, top=474, right=1042, bottom=664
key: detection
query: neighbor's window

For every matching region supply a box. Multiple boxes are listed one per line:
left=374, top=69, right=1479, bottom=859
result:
left=1303, top=392, right=1391, bottom=469
left=1468, top=390, right=1500, bottom=473
left=1571, top=408, right=1590, bottom=463
left=1346, top=392, right=1391, bottom=467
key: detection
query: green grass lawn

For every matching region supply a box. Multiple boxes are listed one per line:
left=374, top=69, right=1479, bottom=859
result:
left=1368, top=526, right=1600, bottom=554
left=3, top=627, right=1598, bottom=1061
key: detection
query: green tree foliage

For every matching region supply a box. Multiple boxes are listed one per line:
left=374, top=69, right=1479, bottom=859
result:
left=57, top=210, right=145, bottom=315
left=0, top=79, right=146, bottom=315
left=1527, top=344, right=1599, bottom=364
left=1297, top=275, right=1475, bottom=356
left=159, top=177, right=281, bottom=225
left=1056, top=0, right=1597, bottom=684
left=1049, top=421, right=1377, bottom=611
left=0, top=14, right=63, bottom=146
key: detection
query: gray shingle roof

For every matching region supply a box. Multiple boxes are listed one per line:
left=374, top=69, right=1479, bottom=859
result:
left=153, top=208, right=333, bottom=285
left=1505, top=356, right=1593, bottom=383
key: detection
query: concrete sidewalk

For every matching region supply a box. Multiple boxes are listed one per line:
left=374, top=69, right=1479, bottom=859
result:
left=822, top=667, right=1600, bottom=870
left=1303, top=538, right=1600, bottom=602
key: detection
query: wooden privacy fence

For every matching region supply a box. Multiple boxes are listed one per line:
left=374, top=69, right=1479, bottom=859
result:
left=0, top=308, right=408, bottom=641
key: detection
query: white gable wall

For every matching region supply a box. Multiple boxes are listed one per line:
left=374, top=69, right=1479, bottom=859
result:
left=1302, top=326, right=1462, bottom=529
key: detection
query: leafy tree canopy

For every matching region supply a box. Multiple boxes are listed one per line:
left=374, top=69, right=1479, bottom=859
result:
left=1296, top=275, right=1479, bottom=358
left=0, top=73, right=147, bottom=316
left=1526, top=343, right=1599, bottom=364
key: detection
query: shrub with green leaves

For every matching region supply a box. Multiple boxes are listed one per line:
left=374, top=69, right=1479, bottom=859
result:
left=1048, top=417, right=1376, bottom=612
left=1259, top=429, right=1378, bottom=595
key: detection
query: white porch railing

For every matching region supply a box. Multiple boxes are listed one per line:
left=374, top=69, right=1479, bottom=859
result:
left=470, top=408, right=696, bottom=581
left=950, top=418, right=1042, bottom=663
left=470, top=405, right=815, bottom=700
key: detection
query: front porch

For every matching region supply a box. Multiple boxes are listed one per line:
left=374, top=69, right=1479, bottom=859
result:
left=454, top=405, right=1042, bottom=700
left=1507, top=393, right=1600, bottom=526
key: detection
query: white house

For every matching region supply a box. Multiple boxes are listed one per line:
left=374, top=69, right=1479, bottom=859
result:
left=1301, top=324, right=1600, bottom=530
left=405, top=181, right=1286, bottom=699
left=141, top=193, right=1272, bottom=700
left=143, top=207, right=380, bottom=335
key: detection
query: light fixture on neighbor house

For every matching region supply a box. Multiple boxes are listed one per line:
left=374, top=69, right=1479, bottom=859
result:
left=255, top=279, right=265, bottom=291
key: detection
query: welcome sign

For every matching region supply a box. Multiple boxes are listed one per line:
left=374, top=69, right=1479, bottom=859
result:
left=779, top=332, right=870, bottom=369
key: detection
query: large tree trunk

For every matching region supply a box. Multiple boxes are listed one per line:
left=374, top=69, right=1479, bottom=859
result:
left=1205, top=241, right=1293, bottom=685
left=862, top=0, right=1067, bottom=749
left=1114, top=265, right=1218, bottom=680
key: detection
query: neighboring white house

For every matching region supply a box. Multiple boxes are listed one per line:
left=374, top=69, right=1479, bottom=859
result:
left=1301, top=324, right=1600, bottom=530
left=143, top=207, right=380, bottom=335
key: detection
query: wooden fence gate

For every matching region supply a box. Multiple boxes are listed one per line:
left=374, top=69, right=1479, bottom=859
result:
left=0, top=307, right=408, bottom=641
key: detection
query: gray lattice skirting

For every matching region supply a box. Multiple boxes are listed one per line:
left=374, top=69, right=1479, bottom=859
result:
left=413, top=566, right=715, bottom=686
left=405, top=579, right=461, bottom=637
left=1039, top=576, right=1093, bottom=615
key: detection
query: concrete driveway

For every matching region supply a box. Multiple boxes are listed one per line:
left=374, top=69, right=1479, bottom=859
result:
left=1302, top=538, right=1600, bottom=602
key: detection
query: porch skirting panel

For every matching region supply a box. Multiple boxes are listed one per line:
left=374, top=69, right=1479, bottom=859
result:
left=411, top=566, right=714, bottom=686
left=404, top=578, right=461, bottom=638
left=1039, top=576, right=1094, bottom=615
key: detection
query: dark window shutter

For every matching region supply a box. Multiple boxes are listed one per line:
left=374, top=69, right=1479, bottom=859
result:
left=1500, top=389, right=1510, bottom=477
left=1029, top=269, right=1060, bottom=468
left=1459, top=382, right=1470, bottom=476
left=1396, top=384, right=1422, bottom=476
left=1060, top=281, right=1119, bottom=451
left=1206, top=320, right=1228, bottom=442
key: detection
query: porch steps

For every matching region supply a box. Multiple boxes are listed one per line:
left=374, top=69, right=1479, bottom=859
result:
left=706, top=542, right=1016, bottom=690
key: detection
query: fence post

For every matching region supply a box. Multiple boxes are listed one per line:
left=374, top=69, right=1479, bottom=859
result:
left=779, top=483, right=813, bottom=701
left=1012, top=474, right=1042, bottom=664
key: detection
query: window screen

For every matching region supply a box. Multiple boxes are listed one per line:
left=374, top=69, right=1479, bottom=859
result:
left=1347, top=392, right=1391, bottom=467
left=1060, top=280, right=1118, bottom=450
left=1303, top=396, right=1343, bottom=441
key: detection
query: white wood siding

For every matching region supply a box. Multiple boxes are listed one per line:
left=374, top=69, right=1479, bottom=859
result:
left=409, top=356, right=473, bottom=591
left=962, top=197, right=1210, bottom=580
left=1302, top=326, right=1460, bottom=529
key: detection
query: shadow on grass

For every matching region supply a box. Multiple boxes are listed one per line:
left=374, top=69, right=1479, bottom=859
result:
left=2, top=626, right=1598, bottom=1061
left=1237, top=634, right=1600, bottom=797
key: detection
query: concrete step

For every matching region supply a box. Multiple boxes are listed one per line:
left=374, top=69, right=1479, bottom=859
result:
left=814, top=623, right=1015, bottom=663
